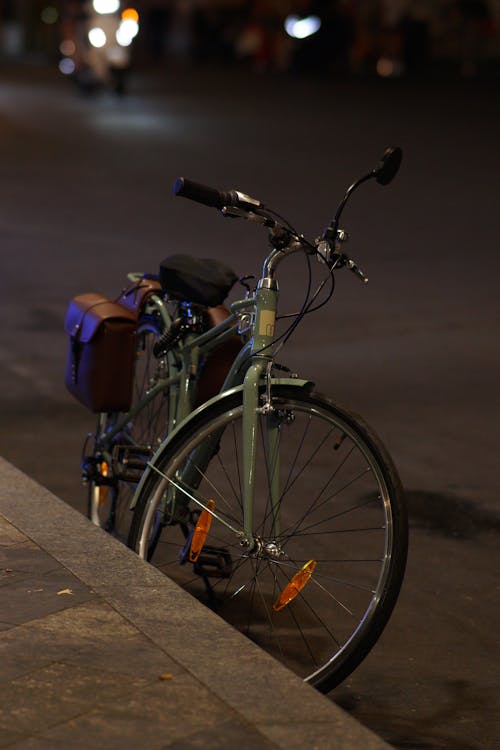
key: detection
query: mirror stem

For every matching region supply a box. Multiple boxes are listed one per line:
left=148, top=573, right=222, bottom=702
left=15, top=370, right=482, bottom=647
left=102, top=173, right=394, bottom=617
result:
left=323, top=171, right=375, bottom=240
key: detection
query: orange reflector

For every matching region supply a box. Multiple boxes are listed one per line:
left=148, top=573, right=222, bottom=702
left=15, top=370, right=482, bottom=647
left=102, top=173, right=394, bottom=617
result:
left=273, top=559, right=317, bottom=611
left=189, top=500, right=216, bottom=562
left=98, top=462, right=109, bottom=505
left=122, top=7, right=139, bottom=22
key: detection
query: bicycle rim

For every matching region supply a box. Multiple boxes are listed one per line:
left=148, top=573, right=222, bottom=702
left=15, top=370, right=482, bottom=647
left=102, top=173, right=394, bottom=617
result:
left=129, top=387, right=407, bottom=690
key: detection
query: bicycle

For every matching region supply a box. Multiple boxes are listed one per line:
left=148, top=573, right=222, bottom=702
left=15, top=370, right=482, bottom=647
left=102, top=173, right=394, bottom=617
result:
left=126, top=147, right=408, bottom=692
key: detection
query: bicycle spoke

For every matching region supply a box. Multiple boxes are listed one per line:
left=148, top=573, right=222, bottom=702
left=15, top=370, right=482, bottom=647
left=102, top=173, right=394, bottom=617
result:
left=231, top=421, right=243, bottom=512
left=278, top=448, right=360, bottom=539
left=215, top=555, right=250, bottom=598
left=292, top=557, right=383, bottom=563
left=260, top=418, right=334, bottom=536
left=254, top=561, right=286, bottom=658
left=281, top=414, right=312, bottom=497
left=190, top=463, right=242, bottom=527
left=261, top=418, right=356, bottom=545
left=273, top=564, right=322, bottom=665
left=147, top=464, right=242, bottom=535
left=280, top=467, right=375, bottom=541
left=214, top=452, right=243, bottom=515
left=268, top=563, right=286, bottom=657
left=244, top=559, right=258, bottom=636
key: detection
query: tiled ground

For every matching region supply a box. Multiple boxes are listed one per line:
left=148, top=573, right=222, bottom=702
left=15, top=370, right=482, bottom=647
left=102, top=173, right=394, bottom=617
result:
left=0, top=517, right=277, bottom=750
left=0, top=458, right=392, bottom=750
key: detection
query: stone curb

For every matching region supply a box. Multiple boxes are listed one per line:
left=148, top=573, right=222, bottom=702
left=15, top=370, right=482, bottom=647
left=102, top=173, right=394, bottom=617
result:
left=0, top=456, right=394, bottom=749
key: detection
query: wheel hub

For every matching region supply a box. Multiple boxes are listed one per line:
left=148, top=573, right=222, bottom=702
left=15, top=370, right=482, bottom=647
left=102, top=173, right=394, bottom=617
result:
left=246, top=537, right=287, bottom=561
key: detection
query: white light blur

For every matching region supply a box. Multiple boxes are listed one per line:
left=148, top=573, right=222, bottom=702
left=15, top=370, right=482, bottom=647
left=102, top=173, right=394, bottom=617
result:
left=284, top=15, right=321, bottom=40
left=116, top=19, right=139, bottom=46
left=93, top=0, right=120, bottom=13
left=88, top=27, right=107, bottom=48
left=59, top=57, right=76, bottom=75
left=116, top=28, right=132, bottom=46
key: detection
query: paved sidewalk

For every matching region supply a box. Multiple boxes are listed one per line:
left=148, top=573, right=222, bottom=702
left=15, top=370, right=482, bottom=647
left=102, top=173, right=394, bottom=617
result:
left=0, top=457, right=393, bottom=749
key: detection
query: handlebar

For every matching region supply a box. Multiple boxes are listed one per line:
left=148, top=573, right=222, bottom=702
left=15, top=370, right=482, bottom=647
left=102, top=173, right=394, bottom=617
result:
left=172, top=176, right=362, bottom=283
left=174, top=177, right=263, bottom=211
left=174, top=146, right=401, bottom=231
left=173, top=147, right=402, bottom=285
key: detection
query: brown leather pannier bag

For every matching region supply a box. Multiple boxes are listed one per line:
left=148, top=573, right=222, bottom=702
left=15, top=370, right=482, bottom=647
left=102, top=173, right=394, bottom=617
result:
left=64, top=293, right=137, bottom=413
left=115, top=277, right=162, bottom=317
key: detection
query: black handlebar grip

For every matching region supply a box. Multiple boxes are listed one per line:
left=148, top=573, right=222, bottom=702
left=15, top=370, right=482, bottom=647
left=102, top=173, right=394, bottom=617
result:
left=173, top=177, right=234, bottom=209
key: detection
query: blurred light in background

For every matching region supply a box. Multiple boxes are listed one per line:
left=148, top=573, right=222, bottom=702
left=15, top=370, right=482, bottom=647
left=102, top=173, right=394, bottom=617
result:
left=88, top=28, right=107, bottom=48
left=59, top=39, right=76, bottom=57
left=284, top=15, right=321, bottom=40
left=376, top=58, right=405, bottom=78
left=59, top=57, right=76, bottom=75
left=116, top=18, right=139, bottom=47
left=93, top=0, right=120, bottom=13
left=122, top=8, right=139, bottom=24
left=41, top=6, right=58, bottom=25
left=107, top=45, right=129, bottom=65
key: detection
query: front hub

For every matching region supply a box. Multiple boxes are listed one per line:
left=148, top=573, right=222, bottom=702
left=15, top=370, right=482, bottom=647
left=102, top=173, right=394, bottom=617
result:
left=245, top=537, right=287, bottom=562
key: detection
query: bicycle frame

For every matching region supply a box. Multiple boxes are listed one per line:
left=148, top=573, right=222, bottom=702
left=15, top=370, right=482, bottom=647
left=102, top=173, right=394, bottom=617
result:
left=126, top=240, right=309, bottom=553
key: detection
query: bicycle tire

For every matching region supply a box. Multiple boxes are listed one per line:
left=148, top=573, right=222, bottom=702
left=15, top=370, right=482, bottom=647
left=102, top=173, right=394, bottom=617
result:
left=128, top=385, right=407, bottom=691
left=87, top=313, right=171, bottom=540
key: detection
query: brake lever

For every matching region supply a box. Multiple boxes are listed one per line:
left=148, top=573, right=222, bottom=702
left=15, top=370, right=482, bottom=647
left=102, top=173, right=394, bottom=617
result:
left=316, top=240, right=368, bottom=283
left=222, top=205, right=276, bottom=228
left=221, top=206, right=247, bottom=219
left=346, top=257, right=369, bottom=284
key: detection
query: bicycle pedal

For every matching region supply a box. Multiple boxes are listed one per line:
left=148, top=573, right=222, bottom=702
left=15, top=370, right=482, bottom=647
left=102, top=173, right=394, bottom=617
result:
left=192, top=545, right=232, bottom=579
left=112, top=444, right=153, bottom=482
left=179, top=525, right=194, bottom=565
left=82, top=455, right=114, bottom=485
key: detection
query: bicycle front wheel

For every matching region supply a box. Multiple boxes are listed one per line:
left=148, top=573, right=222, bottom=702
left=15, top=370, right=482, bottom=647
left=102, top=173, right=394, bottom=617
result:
left=87, top=313, right=171, bottom=540
left=128, top=385, right=407, bottom=691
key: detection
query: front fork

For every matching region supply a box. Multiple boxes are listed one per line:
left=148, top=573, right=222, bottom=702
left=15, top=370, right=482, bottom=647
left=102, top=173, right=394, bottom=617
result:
left=241, top=284, right=280, bottom=551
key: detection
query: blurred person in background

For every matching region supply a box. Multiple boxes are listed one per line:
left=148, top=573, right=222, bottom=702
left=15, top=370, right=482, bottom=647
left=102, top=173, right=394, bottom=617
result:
left=455, top=0, right=493, bottom=76
left=143, top=3, right=171, bottom=63
left=400, top=1, right=432, bottom=76
left=234, top=1, right=285, bottom=71
left=60, top=0, right=135, bottom=95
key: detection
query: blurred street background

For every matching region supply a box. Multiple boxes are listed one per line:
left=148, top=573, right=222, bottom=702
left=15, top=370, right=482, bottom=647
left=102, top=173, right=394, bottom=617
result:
left=1, top=0, right=499, bottom=85
left=0, top=2, right=499, bottom=749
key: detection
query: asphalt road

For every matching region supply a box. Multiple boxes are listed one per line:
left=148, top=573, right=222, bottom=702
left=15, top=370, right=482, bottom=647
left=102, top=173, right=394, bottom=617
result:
left=0, top=63, right=498, bottom=749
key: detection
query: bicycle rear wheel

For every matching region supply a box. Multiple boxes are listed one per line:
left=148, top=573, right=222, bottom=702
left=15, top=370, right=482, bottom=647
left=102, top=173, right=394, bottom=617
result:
left=87, top=313, right=171, bottom=540
left=128, top=385, right=407, bottom=691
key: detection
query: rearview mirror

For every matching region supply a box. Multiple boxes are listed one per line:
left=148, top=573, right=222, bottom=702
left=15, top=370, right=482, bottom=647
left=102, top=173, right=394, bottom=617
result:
left=375, top=147, right=402, bottom=185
